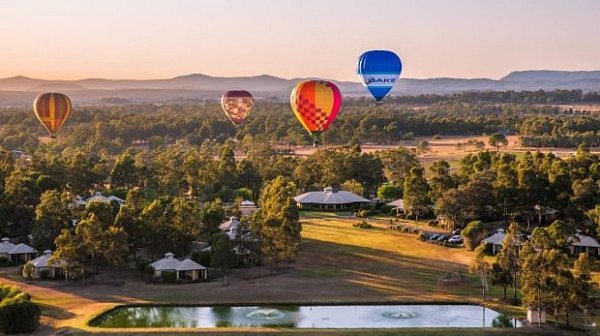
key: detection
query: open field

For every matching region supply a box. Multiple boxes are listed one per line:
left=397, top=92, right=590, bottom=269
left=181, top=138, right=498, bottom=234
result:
left=0, top=215, right=597, bottom=335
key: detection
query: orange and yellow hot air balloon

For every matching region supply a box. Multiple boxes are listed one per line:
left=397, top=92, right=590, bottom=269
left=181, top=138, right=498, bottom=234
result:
left=221, top=90, right=254, bottom=126
left=33, top=93, right=72, bottom=137
left=290, top=80, right=342, bottom=143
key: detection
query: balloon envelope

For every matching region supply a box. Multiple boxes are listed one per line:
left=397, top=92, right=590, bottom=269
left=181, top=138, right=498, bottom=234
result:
left=33, top=92, right=72, bottom=135
left=357, top=50, right=402, bottom=101
left=221, top=90, right=254, bottom=126
left=290, top=80, right=342, bottom=135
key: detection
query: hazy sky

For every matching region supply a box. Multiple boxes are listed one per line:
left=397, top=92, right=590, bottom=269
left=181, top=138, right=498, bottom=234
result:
left=1, top=0, right=599, bottom=81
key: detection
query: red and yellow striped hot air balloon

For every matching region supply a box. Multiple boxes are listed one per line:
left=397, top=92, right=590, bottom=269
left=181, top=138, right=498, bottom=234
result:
left=221, top=90, right=254, bottom=126
left=33, top=93, right=72, bottom=137
left=290, top=80, right=342, bottom=143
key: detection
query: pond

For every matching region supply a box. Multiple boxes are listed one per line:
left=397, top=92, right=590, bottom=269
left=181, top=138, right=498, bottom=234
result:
left=90, top=304, right=521, bottom=328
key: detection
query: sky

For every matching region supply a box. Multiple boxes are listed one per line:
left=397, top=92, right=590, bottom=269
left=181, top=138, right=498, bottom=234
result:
left=1, top=0, right=599, bottom=81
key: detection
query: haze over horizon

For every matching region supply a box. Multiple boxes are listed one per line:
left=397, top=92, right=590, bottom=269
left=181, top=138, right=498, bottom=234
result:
left=1, top=0, right=599, bottom=81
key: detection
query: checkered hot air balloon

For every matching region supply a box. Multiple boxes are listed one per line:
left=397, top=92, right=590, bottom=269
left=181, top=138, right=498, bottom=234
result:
left=33, top=93, right=72, bottom=138
left=290, top=80, right=342, bottom=143
left=221, top=90, right=254, bottom=126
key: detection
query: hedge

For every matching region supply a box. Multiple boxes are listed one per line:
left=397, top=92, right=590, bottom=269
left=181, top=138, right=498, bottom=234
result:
left=0, top=285, right=40, bottom=334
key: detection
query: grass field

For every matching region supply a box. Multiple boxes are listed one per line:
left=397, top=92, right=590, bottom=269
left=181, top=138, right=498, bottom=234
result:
left=0, top=215, right=597, bottom=335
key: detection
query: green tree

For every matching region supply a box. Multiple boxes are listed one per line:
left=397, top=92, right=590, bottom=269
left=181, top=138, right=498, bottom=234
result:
left=75, top=214, right=104, bottom=273
left=403, top=167, right=431, bottom=220
left=200, top=199, right=226, bottom=233
left=490, top=262, right=512, bottom=300
left=497, top=223, right=521, bottom=305
left=340, top=179, right=364, bottom=196
left=51, top=229, right=82, bottom=286
left=252, top=176, right=301, bottom=270
left=110, top=153, right=139, bottom=189
left=572, top=253, right=593, bottom=329
left=488, top=133, right=508, bottom=151
left=376, top=183, right=402, bottom=202
left=469, top=244, right=491, bottom=303
left=428, top=160, right=456, bottom=201
left=377, top=148, right=420, bottom=187
left=210, top=232, right=235, bottom=285
left=460, top=220, right=487, bottom=250
left=436, top=188, right=470, bottom=230
left=32, top=190, right=70, bottom=251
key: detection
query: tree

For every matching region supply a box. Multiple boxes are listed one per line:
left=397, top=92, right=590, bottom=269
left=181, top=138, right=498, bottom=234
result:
left=469, top=244, right=491, bottom=303
left=497, top=223, right=520, bottom=305
left=75, top=214, right=104, bottom=273
left=572, top=253, right=593, bottom=329
left=200, top=199, right=226, bottom=233
left=210, top=233, right=235, bottom=285
left=403, top=167, right=431, bottom=220
left=519, top=243, right=553, bottom=326
left=490, top=262, right=512, bottom=300
left=32, top=190, right=71, bottom=251
left=103, top=225, right=129, bottom=283
left=377, top=148, right=420, bottom=187
left=376, top=183, right=402, bottom=202
left=460, top=220, right=486, bottom=250
left=488, top=133, right=508, bottom=151
left=252, top=176, right=301, bottom=270
left=428, top=160, right=456, bottom=201
left=51, top=229, right=82, bottom=286
left=110, top=153, right=139, bottom=189
left=436, top=188, right=470, bottom=230
left=340, top=179, right=364, bottom=196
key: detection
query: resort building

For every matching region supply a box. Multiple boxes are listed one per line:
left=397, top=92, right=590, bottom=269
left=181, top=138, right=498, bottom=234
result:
left=219, top=216, right=241, bottom=240
left=387, top=198, right=405, bottom=215
left=72, top=192, right=125, bottom=207
left=481, top=229, right=599, bottom=257
left=294, top=187, right=370, bottom=210
left=0, top=238, right=37, bottom=263
left=25, top=250, right=62, bottom=279
left=150, top=252, right=207, bottom=281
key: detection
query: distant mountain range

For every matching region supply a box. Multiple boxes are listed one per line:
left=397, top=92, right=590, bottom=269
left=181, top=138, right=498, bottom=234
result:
left=1, top=70, right=599, bottom=107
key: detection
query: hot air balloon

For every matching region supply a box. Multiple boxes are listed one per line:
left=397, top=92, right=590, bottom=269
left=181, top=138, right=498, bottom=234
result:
left=357, top=50, right=402, bottom=102
left=290, top=80, right=342, bottom=145
left=33, top=92, right=72, bottom=137
left=221, top=90, right=254, bottom=126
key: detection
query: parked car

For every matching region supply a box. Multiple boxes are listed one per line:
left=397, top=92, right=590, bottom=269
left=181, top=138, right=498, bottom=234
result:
left=418, top=232, right=432, bottom=241
left=429, top=234, right=440, bottom=241
left=436, top=234, right=448, bottom=242
left=448, top=235, right=463, bottom=244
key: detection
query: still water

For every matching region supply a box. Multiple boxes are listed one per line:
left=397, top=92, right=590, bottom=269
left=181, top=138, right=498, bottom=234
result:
left=91, top=304, right=520, bottom=328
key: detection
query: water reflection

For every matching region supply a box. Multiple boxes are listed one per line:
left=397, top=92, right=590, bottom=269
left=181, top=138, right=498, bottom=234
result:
left=91, top=304, right=521, bottom=329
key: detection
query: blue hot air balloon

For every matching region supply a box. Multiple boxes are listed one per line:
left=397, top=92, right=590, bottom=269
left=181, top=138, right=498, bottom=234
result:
left=357, top=50, right=402, bottom=102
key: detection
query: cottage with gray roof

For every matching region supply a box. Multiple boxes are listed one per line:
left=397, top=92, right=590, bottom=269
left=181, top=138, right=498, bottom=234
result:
left=294, top=187, right=370, bottom=210
left=150, top=252, right=207, bottom=281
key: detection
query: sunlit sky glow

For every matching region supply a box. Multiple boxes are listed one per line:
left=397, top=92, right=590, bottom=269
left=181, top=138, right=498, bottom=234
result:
left=1, top=0, right=599, bottom=81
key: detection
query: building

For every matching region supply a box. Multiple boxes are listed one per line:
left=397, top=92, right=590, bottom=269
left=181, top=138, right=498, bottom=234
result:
left=219, top=216, right=241, bottom=240
left=150, top=252, right=207, bottom=281
left=481, top=229, right=507, bottom=254
left=294, top=187, right=370, bottom=210
left=25, top=250, right=62, bottom=279
left=482, top=229, right=599, bottom=257
left=0, top=238, right=37, bottom=263
left=239, top=200, right=258, bottom=216
left=571, top=233, right=600, bottom=257
left=72, top=192, right=125, bottom=207
left=387, top=198, right=405, bottom=215
left=527, top=308, right=546, bottom=324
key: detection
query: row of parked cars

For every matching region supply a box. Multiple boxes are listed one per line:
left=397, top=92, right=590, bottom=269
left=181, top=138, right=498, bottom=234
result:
left=418, top=232, right=463, bottom=246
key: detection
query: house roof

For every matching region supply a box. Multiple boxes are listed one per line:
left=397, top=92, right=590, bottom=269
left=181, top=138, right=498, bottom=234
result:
left=177, top=258, right=206, bottom=271
left=0, top=238, right=16, bottom=254
left=9, top=243, right=36, bottom=255
left=240, top=200, right=256, bottom=207
left=481, top=229, right=506, bottom=246
left=294, top=187, right=370, bottom=205
left=572, top=233, right=600, bottom=248
left=29, top=250, right=60, bottom=268
left=74, top=192, right=125, bottom=207
left=387, top=198, right=405, bottom=210
left=219, top=217, right=241, bottom=240
left=150, top=252, right=206, bottom=271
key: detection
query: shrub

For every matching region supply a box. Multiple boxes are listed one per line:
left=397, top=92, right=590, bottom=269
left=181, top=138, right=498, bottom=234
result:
left=460, top=220, right=487, bottom=250
left=0, top=258, right=17, bottom=267
left=0, top=285, right=40, bottom=334
left=161, top=270, right=177, bottom=283
left=192, top=251, right=211, bottom=267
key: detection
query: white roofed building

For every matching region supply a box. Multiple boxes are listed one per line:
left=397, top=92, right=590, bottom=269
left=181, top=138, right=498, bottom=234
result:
left=481, top=229, right=507, bottom=254
left=24, top=250, right=62, bottom=279
left=571, top=233, right=600, bottom=257
left=150, top=252, right=207, bottom=281
left=0, top=238, right=37, bottom=263
left=219, top=216, right=241, bottom=240
left=72, top=192, right=125, bottom=208
left=294, top=187, right=370, bottom=210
